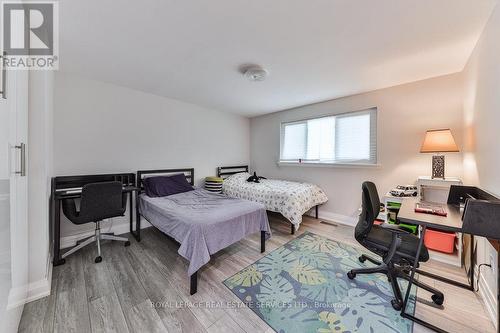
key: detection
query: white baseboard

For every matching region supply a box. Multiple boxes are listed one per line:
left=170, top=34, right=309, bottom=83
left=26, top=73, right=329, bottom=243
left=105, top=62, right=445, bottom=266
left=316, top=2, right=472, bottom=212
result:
left=8, top=277, right=52, bottom=309
left=306, top=209, right=357, bottom=227
left=7, top=285, right=28, bottom=310
left=25, top=275, right=52, bottom=304
left=7, top=254, right=53, bottom=308
left=477, top=267, right=497, bottom=329
left=320, top=211, right=358, bottom=226
left=60, top=219, right=152, bottom=249
left=25, top=257, right=53, bottom=304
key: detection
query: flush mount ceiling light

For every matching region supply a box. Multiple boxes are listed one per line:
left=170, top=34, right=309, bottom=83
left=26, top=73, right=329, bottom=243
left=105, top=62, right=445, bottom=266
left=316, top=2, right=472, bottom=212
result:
left=243, top=65, right=268, bottom=82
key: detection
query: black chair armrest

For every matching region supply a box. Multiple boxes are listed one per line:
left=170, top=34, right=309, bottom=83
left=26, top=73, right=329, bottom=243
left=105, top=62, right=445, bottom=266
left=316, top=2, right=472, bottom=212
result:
left=380, top=223, right=411, bottom=235
left=121, top=192, right=128, bottom=210
left=62, top=198, right=79, bottom=220
left=379, top=223, right=411, bottom=264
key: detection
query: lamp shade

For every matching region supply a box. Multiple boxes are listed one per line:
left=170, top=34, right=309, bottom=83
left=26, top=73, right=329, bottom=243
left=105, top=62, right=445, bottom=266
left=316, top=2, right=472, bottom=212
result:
left=420, top=129, right=459, bottom=153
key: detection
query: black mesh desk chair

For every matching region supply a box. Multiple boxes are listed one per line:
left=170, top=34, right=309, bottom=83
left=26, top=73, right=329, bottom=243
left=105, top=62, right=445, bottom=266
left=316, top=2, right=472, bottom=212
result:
left=347, top=181, right=444, bottom=310
left=62, top=181, right=130, bottom=263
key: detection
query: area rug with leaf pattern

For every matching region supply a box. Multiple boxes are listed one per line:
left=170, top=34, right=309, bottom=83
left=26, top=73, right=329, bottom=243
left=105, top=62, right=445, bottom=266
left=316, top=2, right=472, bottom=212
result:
left=223, top=231, right=416, bottom=333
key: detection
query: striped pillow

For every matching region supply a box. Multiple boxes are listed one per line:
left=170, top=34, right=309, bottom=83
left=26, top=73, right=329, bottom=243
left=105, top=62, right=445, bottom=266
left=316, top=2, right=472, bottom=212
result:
left=205, top=177, right=223, bottom=193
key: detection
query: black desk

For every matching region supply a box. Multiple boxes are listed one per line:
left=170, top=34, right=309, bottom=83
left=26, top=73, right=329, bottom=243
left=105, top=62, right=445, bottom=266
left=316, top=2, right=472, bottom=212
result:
left=398, top=198, right=475, bottom=333
left=51, top=173, right=139, bottom=266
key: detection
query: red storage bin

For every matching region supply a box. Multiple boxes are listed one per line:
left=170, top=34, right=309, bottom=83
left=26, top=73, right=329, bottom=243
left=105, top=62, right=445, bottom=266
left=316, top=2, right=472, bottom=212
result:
left=424, top=228, right=456, bottom=254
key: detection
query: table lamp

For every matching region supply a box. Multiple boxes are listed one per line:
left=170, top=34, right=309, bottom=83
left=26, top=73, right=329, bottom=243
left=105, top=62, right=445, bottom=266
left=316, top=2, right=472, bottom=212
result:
left=420, top=129, right=459, bottom=179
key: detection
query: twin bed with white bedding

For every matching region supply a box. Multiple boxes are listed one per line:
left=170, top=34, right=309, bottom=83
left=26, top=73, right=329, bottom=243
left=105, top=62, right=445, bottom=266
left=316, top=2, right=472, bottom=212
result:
left=218, top=165, right=328, bottom=233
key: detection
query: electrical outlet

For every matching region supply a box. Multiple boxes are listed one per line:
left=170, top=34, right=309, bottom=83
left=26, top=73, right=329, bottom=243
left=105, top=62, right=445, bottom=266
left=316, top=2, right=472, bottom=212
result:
left=489, top=253, right=495, bottom=271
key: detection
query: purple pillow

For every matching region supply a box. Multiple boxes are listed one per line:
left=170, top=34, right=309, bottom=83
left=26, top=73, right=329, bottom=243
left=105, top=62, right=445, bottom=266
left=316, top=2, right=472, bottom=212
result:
left=143, top=174, right=194, bottom=197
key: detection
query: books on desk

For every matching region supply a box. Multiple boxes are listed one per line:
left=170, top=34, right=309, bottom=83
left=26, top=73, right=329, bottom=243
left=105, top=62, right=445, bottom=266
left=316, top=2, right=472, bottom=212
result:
left=56, top=186, right=133, bottom=195
left=414, top=202, right=447, bottom=217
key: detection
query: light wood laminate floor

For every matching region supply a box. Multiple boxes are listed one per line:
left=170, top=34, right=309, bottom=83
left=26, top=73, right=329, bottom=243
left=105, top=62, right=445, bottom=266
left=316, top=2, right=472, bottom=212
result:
left=19, top=214, right=495, bottom=333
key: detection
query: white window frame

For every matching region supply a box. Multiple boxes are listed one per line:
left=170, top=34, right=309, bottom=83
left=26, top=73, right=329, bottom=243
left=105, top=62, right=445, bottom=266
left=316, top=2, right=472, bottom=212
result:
left=279, top=107, right=378, bottom=167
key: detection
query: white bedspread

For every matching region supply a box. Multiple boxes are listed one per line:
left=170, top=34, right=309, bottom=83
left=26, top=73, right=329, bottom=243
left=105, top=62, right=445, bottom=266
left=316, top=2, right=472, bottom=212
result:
left=222, top=172, right=328, bottom=229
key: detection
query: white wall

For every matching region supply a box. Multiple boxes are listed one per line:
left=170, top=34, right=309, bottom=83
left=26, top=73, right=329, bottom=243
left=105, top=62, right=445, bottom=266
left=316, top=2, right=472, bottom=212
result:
left=462, top=3, right=500, bottom=325
left=54, top=73, right=250, bottom=238
left=250, top=73, right=464, bottom=222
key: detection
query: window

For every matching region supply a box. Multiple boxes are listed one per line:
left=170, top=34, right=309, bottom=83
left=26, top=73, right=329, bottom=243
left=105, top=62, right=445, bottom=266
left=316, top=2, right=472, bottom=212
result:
left=280, top=108, right=377, bottom=165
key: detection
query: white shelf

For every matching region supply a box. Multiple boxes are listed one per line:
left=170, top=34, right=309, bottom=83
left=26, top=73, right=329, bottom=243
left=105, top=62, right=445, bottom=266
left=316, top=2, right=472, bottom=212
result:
left=416, top=176, right=462, bottom=202
left=417, top=176, right=462, bottom=183
left=428, top=248, right=461, bottom=267
left=384, top=192, right=405, bottom=201
left=377, top=212, right=387, bottom=220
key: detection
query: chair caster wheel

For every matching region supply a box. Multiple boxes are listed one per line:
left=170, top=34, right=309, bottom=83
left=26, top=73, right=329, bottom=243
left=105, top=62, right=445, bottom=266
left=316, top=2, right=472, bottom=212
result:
left=347, top=271, right=356, bottom=279
left=391, top=299, right=403, bottom=311
left=124, top=241, right=130, bottom=247
left=431, top=294, right=444, bottom=305
left=358, top=255, right=366, bottom=263
left=95, top=256, right=102, bottom=263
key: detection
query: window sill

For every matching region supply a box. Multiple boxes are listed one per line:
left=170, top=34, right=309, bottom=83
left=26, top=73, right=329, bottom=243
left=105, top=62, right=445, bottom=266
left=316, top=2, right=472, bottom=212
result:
left=277, top=161, right=382, bottom=168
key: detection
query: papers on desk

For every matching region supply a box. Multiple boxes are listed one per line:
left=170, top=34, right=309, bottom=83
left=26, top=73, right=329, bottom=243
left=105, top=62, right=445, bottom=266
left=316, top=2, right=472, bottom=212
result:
left=414, top=202, right=447, bottom=217
left=55, top=187, right=82, bottom=193
left=64, top=189, right=82, bottom=194
left=56, top=186, right=131, bottom=195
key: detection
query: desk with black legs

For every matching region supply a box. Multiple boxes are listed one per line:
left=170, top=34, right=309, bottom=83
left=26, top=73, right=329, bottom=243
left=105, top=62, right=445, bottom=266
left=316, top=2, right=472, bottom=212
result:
left=398, top=197, right=474, bottom=333
left=51, top=173, right=139, bottom=266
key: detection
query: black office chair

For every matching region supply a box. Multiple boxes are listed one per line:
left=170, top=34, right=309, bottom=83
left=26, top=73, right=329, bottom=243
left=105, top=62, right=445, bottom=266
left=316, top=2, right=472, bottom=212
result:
left=347, top=181, right=444, bottom=310
left=62, top=181, right=130, bottom=263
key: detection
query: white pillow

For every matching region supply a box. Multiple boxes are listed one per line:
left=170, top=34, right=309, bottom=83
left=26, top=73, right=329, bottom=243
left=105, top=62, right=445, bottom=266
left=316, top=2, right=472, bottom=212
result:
left=225, top=172, right=251, bottom=183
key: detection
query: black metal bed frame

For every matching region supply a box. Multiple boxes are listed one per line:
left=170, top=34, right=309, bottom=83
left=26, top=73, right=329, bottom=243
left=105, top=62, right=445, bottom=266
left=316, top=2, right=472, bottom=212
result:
left=135, top=167, right=266, bottom=295
left=217, top=165, right=249, bottom=179
left=134, top=168, right=194, bottom=241
left=217, top=165, right=319, bottom=235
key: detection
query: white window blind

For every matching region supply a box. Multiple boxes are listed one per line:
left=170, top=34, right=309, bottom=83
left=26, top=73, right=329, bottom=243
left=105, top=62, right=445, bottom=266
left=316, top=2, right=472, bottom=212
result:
left=281, top=122, right=306, bottom=160
left=280, top=108, right=377, bottom=165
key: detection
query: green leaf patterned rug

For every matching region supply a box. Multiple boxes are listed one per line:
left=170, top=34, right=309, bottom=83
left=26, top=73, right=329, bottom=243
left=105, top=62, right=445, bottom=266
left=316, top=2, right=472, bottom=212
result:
left=223, top=232, right=416, bottom=333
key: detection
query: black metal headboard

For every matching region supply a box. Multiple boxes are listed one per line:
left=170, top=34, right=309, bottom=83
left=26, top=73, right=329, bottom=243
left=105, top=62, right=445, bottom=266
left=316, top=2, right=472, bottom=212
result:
left=217, top=165, right=249, bottom=178
left=137, top=168, right=195, bottom=193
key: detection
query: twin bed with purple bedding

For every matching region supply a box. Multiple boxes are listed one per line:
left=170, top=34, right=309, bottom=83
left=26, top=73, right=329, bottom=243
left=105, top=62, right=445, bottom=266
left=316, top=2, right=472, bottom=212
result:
left=134, top=168, right=271, bottom=295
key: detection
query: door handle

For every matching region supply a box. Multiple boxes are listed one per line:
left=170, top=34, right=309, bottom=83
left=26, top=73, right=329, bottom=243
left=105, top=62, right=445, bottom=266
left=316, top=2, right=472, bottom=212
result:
left=14, top=143, right=26, bottom=176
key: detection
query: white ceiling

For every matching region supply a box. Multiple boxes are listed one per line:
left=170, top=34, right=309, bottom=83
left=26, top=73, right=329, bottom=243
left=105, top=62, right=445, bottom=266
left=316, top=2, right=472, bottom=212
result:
left=60, top=0, right=497, bottom=117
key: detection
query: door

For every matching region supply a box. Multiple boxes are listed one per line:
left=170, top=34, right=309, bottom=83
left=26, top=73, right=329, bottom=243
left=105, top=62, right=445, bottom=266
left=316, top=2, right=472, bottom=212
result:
left=0, top=66, right=29, bottom=331
left=0, top=69, right=11, bottom=328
